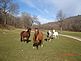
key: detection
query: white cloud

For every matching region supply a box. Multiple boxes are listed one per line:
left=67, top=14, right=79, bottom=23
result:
left=37, top=15, right=54, bottom=24
left=45, top=0, right=81, bottom=16
left=21, top=0, right=44, bottom=14
left=21, top=0, right=81, bottom=16
left=20, top=0, right=81, bottom=23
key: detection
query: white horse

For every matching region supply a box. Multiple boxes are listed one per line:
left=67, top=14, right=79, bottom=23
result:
left=47, top=30, right=53, bottom=42
left=52, top=30, right=59, bottom=38
left=48, top=30, right=52, bottom=37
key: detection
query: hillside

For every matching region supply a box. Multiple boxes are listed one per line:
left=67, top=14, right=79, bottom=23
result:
left=38, top=15, right=81, bottom=31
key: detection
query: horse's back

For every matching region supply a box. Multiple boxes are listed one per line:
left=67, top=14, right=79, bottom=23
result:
left=21, top=31, right=30, bottom=37
left=53, top=32, right=58, bottom=35
left=20, top=31, right=25, bottom=36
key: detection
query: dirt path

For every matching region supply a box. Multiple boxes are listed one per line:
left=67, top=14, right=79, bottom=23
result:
left=60, top=34, right=81, bottom=41
left=37, top=32, right=81, bottom=41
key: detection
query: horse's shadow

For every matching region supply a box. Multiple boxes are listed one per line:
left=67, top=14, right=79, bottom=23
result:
left=44, top=38, right=48, bottom=41
left=21, top=40, right=31, bottom=43
left=44, top=37, right=54, bottom=42
left=27, top=40, right=31, bottom=43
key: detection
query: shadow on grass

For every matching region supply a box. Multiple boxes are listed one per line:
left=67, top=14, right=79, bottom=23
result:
left=21, top=39, right=31, bottom=43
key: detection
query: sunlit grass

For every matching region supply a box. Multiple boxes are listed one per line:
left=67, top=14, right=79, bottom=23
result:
left=0, top=29, right=81, bottom=61
left=62, top=31, right=81, bottom=38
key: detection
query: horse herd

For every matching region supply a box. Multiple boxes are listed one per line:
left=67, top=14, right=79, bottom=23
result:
left=20, top=28, right=59, bottom=49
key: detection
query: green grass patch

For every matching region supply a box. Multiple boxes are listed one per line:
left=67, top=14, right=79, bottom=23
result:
left=62, top=31, right=81, bottom=38
left=0, top=29, right=81, bottom=61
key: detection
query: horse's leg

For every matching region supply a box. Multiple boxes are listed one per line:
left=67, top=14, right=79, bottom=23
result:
left=33, top=43, right=38, bottom=49
left=53, top=35, right=55, bottom=39
left=48, top=37, right=50, bottom=40
left=39, top=40, right=43, bottom=47
left=55, top=35, right=57, bottom=38
left=36, top=45, right=38, bottom=50
left=58, top=35, right=59, bottom=39
left=39, top=40, right=41, bottom=47
left=26, top=38, right=29, bottom=43
left=33, top=43, right=35, bottom=49
left=56, top=35, right=58, bottom=39
left=40, top=43, right=43, bottom=47
left=51, top=35, right=53, bottom=39
left=33, top=43, right=37, bottom=49
left=48, top=37, right=51, bottom=42
left=49, top=39, right=51, bottom=42
left=21, top=36, right=22, bottom=42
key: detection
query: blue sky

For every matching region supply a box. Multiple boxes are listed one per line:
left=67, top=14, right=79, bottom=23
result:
left=15, top=0, right=81, bottom=24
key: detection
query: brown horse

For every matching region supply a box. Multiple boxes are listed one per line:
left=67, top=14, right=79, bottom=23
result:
left=20, top=28, right=31, bottom=43
left=33, top=28, right=43, bottom=49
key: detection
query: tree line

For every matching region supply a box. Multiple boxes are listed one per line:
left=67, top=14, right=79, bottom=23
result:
left=37, top=10, right=81, bottom=32
left=0, top=0, right=81, bottom=31
left=0, top=0, right=40, bottom=29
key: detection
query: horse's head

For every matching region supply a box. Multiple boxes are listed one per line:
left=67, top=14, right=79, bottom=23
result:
left=35, top=28, right=39, bottom=35
left=53, top=30, right=55, bottom=32
left=27, top=28, right=31, bottom=33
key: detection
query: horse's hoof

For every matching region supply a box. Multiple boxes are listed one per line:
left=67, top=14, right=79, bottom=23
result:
left=21, top=40, right=22, bottom=42
left=26, top=41, right=28, bottom=43
left=44, top=39, right=47, bottom=41
left=49, top=39, right=51, bottom=42
left=41, top=45, right=43, bottom=47
left=36, top=47, right=38, bottom=50
left=33, top=47, right=35, bottom=49
left=51, top=38, right=53, bottom=39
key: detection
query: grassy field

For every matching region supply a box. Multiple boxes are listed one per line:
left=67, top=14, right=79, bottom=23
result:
left=62, top=31, right=81, bottom=38
left=0, top=29, right=81, bottom=61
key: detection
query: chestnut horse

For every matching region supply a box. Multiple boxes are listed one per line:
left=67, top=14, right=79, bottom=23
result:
left=20, top=28, right=31, bottom=43
left=33, top=28, right=43, bottom=49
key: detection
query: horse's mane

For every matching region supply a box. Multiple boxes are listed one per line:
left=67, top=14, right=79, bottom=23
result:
left=34, top=30, right=39, bottom=40
left=27, top=28, right=31, bottom=32
left=34, top=30, right=43, bottom=40
left=21, top=28, right=31, bottom=37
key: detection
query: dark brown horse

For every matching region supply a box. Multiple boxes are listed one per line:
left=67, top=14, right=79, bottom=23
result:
left=20, top=28, right=31, bottom=43
left=33, top=28, right=43, bottom=49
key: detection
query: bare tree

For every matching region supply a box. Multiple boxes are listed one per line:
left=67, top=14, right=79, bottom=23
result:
left=0, top=0, right=19, bottom=25
left=0, top=8, right=3, bottom=24
left=32, top=16, right=41, bottom=25
left=20, top=12, right=33, bottom=28
left=56, top=10, right=65, bottom=32
left=32, top=16, right=41, bottom=29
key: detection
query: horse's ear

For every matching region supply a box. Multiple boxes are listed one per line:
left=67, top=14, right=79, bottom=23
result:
left=30, top=28, right=31, bottom=30
left=28, top=28, right=31, bottom=30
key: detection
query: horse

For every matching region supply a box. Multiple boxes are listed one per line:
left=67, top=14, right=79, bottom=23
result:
left=46, top=30, right=53, bottom=42
left=20, top=28, right=31, bottom=43
left=33, top=28, right=43, bottom=49
left=52, top=30, right=59, bottom=38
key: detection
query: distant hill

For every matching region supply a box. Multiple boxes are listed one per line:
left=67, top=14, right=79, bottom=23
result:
left=32, top=15, right=81, bottom=31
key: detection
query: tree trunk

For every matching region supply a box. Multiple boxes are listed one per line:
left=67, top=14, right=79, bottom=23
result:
left=60, top=27, right=62, bottom=33
left=4, top=14, right=7, bottom=25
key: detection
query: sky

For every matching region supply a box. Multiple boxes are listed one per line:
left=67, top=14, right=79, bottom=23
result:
left=15, top=0, right=81, bottom=24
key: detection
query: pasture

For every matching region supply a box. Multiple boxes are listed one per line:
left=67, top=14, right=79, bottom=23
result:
left=62, top=31, right=81, bottom=38
left=0, top=29, right=81, bottom=61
